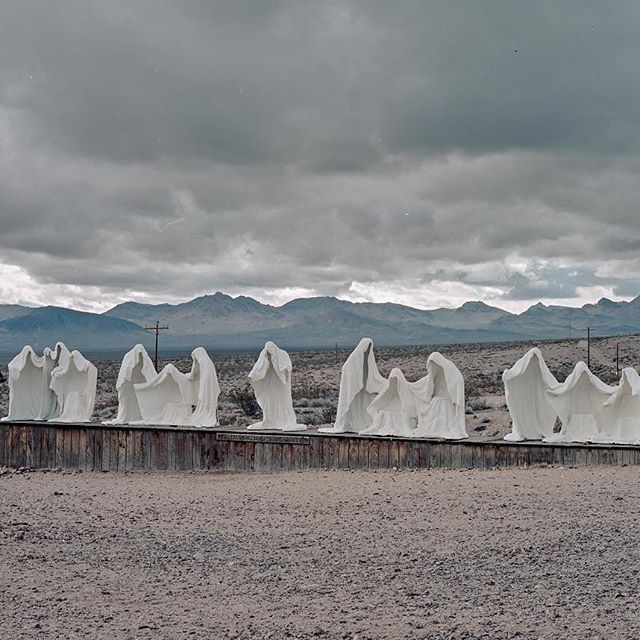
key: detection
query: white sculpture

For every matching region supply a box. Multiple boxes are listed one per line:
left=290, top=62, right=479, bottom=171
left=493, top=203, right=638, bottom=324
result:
left=49, top=349, right=97, bottom=423
left=188, top=347, right=221, bottom=428
left=135, top=364, right=194, bottom=425
left=3, top=342, right=70, bottom=421
left=595, top=368, right=640, bottom=444
left=133, top=348, right=220, bottom=427
left=362, top=368, right=416, bottom=437
left=503, top=348, right=559, bottom=442
left=544, top=362, right=617, bottom=443
left=411, top=352, right=467, bottom=439
left=106, top=344, right=157, bottom=424
left=247, top=341, right=306, bottom=431
left=319, top=338, right=386, bottom=434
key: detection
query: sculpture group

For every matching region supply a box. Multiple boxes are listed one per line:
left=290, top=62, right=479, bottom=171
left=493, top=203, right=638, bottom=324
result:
left=3, top=338, right=640, bottom=445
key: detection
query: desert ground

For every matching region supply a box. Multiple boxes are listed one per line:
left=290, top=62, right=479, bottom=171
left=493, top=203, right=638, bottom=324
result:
left=0, top=335, right=635, bottom=437
left=1, top=466, right=640, bottom=639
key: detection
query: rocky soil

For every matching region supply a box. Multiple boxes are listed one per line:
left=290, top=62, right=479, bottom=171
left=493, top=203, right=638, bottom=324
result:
left=1, top=467, right=640, bottom=639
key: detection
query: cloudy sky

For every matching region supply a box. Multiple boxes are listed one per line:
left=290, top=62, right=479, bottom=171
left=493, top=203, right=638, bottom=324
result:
left=1, top=1, right=640, bottom=313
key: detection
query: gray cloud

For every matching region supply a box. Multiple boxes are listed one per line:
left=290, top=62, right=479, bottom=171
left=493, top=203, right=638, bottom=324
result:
left=1, top=1, right=640, bottom=311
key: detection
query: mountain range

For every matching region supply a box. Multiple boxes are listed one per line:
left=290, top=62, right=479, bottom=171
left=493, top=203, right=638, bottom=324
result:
left=1, top=291, right=639, bottom=355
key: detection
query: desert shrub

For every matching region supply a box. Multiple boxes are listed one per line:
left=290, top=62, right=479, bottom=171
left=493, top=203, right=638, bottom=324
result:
left=320, top=404, right=337, bottom=424
left=227, top=384, right=260, bottom=416
left=466, top=396, right=489, bottom=412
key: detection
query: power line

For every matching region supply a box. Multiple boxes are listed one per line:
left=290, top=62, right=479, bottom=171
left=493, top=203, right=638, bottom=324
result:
left=144, top=321, right=169, bottom=371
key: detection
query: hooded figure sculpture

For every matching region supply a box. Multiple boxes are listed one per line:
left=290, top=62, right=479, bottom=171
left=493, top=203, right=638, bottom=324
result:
left=134, top=364, right=193, bottom=425
left=503, top=348, right=559, bottom=442
left=106, top=344, right=156, bottom=424
left=544, top=361, right=616, bottom=443
left=49, top=349, right=97, bottom=423
left=595, top=367, right=640, bottom=444
left=187, top=347, right=220, bottom=428
left=411, top=352, right=467, bottom=439
left=133, top=348, right=219, bottom=427
left=3, top=342, right=70, bottom=421
left=361, top=368, right=416, bottom=437
left=247, top=341, right=306, bottom=431
left=319, top=338, right=386, bottom=434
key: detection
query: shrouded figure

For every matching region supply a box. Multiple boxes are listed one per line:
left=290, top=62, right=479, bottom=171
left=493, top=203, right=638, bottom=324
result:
left=595, top=368, right=640, bottom=444
left=3, top=342, right=70, bottom=421
left=134, top=364, right=193, bottom=425
left=503, top=348, right=559, bottom=442
left=132, top=348, right=219, bottom=427
left=319, top=338, right=385, bottom=434
left=188, top=347, right=220, bottom=428
left=361, top=368, right=416, bottom=437
left=106, top=344, right=156, bottom=424
left=544, top=362, right=616, bottom=443
left=49, top=350, right=97, bottom=423
left=412, top=352, right=467, bottom=439
left=247, top=341, right=306, bottom=431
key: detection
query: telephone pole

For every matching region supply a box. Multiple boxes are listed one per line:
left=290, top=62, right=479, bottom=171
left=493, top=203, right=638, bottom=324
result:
left=144, top=321, right=169, bottom=371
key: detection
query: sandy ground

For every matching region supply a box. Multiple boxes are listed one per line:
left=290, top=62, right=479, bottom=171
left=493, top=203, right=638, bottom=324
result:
left=1, top=467, right=640, bottom=639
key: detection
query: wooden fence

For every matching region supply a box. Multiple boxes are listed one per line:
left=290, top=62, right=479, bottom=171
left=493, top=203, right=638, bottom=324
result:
left=1, top=421, right=639, bottom=472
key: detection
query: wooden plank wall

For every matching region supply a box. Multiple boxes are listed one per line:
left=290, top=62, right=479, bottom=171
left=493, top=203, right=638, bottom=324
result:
left=1, top=422, right=640, bottom=472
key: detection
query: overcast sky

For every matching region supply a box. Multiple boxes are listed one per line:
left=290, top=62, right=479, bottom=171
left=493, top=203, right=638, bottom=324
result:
left=1, top=1, right=640, bottom=313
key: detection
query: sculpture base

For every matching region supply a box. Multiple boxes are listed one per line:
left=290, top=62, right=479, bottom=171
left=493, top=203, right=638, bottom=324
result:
left=1, top=420, right=639, bottom=473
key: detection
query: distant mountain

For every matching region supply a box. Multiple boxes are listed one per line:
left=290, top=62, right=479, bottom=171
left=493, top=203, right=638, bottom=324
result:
left=1, top=292, right=639, bottom=354
left=0, top=306, right=150, bottom=353
left=0, top=304, right=34, bottom=321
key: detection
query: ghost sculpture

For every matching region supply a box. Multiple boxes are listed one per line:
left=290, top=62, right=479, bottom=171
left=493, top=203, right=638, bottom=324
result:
left=543, top=362, right=617, bottom=443
left=595, top=368, right=640, bottom=444
left=247, top=341, right=306, bottom=431
left=411, top=352, right=467, bottom=439
left=133, top=348, right=220, bottom=427
left=49, top=349, right=97, bottom=423
left=361, top=368, right=416, bottom=437
left=105, top=344, right=156, bottom=424
left=188, top=347, right=221, bottom=428
left=319, top=338, right=386, bottom=434
left=502, top=348, right=559, bottom=442
left=3, top=342, right=70, bottom=421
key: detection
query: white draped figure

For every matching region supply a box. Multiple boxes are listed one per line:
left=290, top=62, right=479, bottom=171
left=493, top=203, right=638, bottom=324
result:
left=106, top=344, right=156, bottom=424
left=411, top=352, right=467, bottom=439
left=319, top=338, right=386, bottom=434
left=362, top=368, right=416, bottom=437
left=134, top=364, right=194, bottom=425
left=503, top=348, right=559, bottom=442
left=247, top=341, right=306, bottom=431
left=544, top=362, right=617, bottom=443
left=3, top=343, right=70, bottom=421
left=49, top=350, right=97, bottom=423
left=595, top=368, right=640, bottom=444
left=187, top=347, right=220, bottom=428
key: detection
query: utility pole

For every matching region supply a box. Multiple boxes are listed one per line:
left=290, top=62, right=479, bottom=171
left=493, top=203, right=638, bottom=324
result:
left=587, top=326, right=591, bottom=370
left=144, top=321, right=169, bottom=371
left=335, top=341, right=338, bottom=364
left=616, top=342, right=620, bottom=377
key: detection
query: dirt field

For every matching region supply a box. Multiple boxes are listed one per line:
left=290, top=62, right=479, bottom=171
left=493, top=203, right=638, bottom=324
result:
left=1, top=467, right=639, bottom=639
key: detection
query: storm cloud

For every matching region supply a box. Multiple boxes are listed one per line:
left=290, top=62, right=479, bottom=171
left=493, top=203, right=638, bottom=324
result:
left=1, top=1, right=640, bottom=312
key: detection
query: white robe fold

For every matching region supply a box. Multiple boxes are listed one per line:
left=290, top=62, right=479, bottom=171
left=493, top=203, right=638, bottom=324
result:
left=544, top=362, right=616, bottom=443
left=411, top=352, right=467, bottom=439
left=49, top=349, right=97, bottom=423
left=319, top=338, right=385, bottom=434
left=247, top=341, right=306, bottom=431
left=595, top=368, right=640, bottom=444
left=361, top=368, right=416, bottom=437
left=503, top=348, right=559, bottom=442
left=3, top=342, right=71, bottom=421
left=105, top=344, right=156, bottom=424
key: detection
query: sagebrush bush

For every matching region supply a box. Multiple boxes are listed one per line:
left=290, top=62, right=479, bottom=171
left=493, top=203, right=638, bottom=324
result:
left=227, top=383, right=260, bottom=416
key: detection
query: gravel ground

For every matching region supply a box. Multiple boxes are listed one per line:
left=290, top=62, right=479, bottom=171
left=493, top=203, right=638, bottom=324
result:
left=1, top=467, right=640, bottom=639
